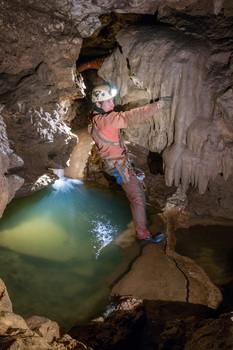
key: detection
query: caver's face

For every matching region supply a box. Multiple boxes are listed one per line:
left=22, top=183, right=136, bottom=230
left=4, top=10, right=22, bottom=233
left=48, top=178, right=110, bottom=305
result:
left=97, top=98, right=115, bottom=112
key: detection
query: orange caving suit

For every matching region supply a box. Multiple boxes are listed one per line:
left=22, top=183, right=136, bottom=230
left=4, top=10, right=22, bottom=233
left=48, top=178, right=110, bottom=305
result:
left=77, top=56, right=107, bottom=73
left=79, top=55, right=162, bottom=239
left=88, top=103, right=161, bottom=239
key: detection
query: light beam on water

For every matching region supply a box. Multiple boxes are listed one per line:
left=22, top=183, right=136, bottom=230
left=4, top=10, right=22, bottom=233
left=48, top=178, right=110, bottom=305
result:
left=0, top=178, right=132, bottom=330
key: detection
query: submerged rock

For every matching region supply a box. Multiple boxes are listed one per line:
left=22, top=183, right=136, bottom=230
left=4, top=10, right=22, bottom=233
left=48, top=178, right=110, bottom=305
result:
left=0, top=279, right=93, bottom=350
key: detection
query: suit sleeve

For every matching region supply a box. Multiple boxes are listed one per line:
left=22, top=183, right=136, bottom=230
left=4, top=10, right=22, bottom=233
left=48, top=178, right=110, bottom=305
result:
left=105, top=102, right=160, bottom=128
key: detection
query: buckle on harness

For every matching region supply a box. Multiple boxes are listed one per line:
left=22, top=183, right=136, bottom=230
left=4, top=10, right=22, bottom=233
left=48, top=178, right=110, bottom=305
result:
left=125, top=161, right=132, bottom=168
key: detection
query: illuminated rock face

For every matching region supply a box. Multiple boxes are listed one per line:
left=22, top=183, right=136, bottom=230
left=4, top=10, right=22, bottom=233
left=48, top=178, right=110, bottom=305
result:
left=1, top=105, right=78, bottom=197
left=0, top=0, right=83, bottom=201
left=0, top=280, right=91, bottom=350
left=0, top=0, right=232, bottom=214
left=0, top=114, right=24, bottom=217
left=99, top=24, right=233, bottom=195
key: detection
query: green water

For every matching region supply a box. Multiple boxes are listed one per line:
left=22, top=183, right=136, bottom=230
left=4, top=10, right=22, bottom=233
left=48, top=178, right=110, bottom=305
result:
left=175, top=225, right=233, bottom=312
left=0, top=178, right=132, bottom=330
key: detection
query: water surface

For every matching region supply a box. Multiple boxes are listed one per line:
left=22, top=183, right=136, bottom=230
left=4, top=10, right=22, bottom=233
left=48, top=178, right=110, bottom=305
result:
left=176, top=225, right=233, bottom=312
left=0, top=178, right=132, bottom=330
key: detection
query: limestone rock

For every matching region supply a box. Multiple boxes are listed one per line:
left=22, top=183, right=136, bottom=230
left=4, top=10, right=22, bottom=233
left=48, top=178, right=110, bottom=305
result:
left=158, top=312, right=233, bottom=350
left=64, top=128, right=93, bottom=180
left=69, top=297, right=145, bottom=350
left=0, top=311, right=31, bottom=337
left=2, top=105, right=77, bottom=197
left=3, top=0, right=228, bottom=43
left=98, top=23, right=233, bottom=195
left=0, top=0, right=82, bottom=200
left=0, top=113, right=24, bottom=218
left=111, top=243, right=187, bottom=302
left=25, top=316, right=61, bottom=343
left=0, top=286, right=93, bottom=350
left=0, top=279, right=12, bottom=313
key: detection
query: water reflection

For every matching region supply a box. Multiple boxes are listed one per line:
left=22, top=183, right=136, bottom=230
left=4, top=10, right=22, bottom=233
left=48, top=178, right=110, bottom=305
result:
left=91, top=217, right=118, bottom=259
left=175, top=225, right=233, bottom=312
left=0, top=178, right=131, bottom=329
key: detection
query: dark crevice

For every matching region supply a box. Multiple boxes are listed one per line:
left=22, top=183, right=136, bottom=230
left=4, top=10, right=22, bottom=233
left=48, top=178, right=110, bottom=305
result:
left=147, top=151, right=164, bottom=175
left=117, top=42, right=123, bottom=54
left=126, top=57, right=131, bottom=70
left=16, top=68, right=37, bottom=86
left=0, top=288, right=5, bottom=301
left=165, top=246, right=190, bottom=303
left=78, top=12, right=158, bottom=62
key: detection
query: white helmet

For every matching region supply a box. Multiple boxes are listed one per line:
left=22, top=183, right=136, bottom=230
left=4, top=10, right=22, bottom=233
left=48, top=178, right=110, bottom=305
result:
left=92, top=84, right=117, bottom=102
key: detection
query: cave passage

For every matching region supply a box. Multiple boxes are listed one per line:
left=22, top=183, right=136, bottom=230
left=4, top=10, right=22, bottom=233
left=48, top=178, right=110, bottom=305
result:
left=0, top=178, right=132, bottom=330
left=175, top=225, right=233, bottom=313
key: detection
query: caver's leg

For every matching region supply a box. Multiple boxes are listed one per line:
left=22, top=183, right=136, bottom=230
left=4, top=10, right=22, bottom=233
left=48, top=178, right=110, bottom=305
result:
left=121, top=175, right=150, bottom=239
left=105, top=160, right=165, bottom=244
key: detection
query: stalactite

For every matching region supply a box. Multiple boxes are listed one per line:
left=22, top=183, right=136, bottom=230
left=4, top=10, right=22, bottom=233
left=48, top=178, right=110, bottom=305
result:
left=98, top=24, right=233, bottom=194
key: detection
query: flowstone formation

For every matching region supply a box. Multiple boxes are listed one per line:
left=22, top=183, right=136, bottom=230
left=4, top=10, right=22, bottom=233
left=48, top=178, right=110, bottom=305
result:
left=98, top=23, right=233, bottom=197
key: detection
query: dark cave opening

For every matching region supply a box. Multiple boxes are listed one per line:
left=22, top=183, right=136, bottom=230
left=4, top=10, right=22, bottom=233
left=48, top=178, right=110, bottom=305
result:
left=76, top=12, right=159, bottom=65
left=147, top=151, right=164, bottom=175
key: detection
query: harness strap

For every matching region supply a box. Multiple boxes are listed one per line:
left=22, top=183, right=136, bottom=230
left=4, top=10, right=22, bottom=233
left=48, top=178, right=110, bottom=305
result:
left=92, top=125, right=120, bottom=146
left=115, top=161, right=128, bottom=184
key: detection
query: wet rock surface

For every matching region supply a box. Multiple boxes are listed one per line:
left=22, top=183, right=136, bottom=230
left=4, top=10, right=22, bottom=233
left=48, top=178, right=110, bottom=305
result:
left=0, top=114, right=24, bottom=217
left=99, top=23, right=233, bottom=197
left=2, top=105, right=78, bottom=197
left=111, top=242, right=187, bottom=302
left=64, top=128, right=93, bottom=181
left=1, top=277, right=232, bottom=350
left=0, top=280, right=93, bottom=350
left=69, top=298, right=233, bottom=350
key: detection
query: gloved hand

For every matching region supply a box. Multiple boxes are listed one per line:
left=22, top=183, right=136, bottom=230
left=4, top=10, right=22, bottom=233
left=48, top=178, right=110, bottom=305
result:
left=157, top=96, right=172, bottom=110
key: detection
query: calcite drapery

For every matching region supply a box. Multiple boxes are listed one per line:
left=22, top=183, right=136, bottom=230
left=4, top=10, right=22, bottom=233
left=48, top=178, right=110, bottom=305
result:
left=98, top=24, right=233, bottom=194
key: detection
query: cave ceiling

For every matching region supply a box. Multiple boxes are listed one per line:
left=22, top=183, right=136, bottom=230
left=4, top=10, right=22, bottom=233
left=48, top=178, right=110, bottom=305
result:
left=0, top=0, right=233, bottom=220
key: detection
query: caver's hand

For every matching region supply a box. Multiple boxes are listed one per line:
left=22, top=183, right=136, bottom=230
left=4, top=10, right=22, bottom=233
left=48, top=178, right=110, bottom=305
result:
left=157, top=96, right=172, bottom=110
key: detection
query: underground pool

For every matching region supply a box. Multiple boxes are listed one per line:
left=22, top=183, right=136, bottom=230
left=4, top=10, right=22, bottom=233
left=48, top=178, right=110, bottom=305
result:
left=176, top=224, right=233, bottom=313
left=0, top=177, right=132, bottom=330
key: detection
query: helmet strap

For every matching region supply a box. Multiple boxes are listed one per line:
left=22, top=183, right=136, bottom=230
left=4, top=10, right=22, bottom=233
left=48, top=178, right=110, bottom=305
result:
left=93, top=106, right=106, bottom=114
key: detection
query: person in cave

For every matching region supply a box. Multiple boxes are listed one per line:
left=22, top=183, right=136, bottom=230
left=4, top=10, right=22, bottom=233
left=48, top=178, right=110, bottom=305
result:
left=87, top=84, right=171, bottom=244
left=77, top=57, right=171, bottom=243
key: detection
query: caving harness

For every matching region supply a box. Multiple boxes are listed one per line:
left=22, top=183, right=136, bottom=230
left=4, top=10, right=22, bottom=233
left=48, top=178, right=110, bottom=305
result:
left=89, top=107, right=146, bottom=189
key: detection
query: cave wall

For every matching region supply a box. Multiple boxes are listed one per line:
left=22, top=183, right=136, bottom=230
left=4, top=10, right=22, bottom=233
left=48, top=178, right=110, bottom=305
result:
left=0, top=0, right=86, bottom=204
left=0, top=0, right=233, bottom=217
left=0, top=114, right=24, bottom=217
left=98, top=23, right=233, bottom=196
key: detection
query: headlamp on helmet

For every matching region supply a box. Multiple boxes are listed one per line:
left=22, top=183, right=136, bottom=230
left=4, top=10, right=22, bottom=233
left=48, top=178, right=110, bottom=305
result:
left=92, top=84, right=118, bottom=102
left=110, top=87, right=117, bottom=97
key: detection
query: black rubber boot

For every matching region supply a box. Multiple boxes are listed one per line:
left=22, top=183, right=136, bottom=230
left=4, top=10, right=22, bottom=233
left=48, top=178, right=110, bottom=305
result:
left=137, top=233, right=166, bottom=245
